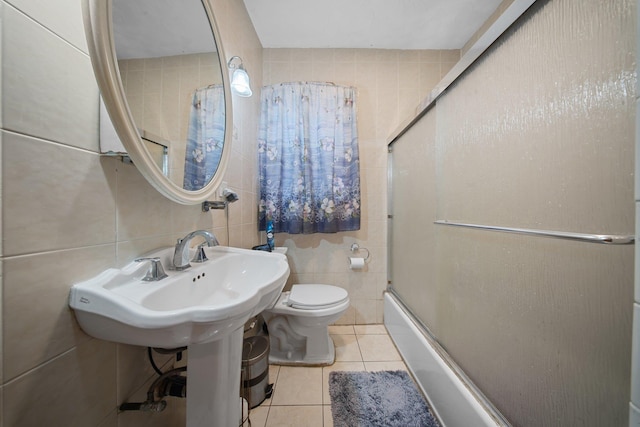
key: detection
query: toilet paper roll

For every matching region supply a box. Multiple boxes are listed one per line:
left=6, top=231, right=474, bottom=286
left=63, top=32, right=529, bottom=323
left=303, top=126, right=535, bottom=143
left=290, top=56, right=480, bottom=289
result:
left=349, top=257, right=365, bottom=270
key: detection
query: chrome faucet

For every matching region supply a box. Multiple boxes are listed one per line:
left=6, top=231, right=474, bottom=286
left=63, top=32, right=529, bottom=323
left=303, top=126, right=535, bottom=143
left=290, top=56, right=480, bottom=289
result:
left=135, top=257, right=168, bottom=281
left=172, top=230, right=219, bottom=270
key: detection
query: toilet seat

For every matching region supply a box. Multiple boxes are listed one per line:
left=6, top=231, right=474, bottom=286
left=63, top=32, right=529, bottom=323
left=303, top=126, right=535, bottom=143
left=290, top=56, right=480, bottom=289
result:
left=288, top=284, right=348, bottom=310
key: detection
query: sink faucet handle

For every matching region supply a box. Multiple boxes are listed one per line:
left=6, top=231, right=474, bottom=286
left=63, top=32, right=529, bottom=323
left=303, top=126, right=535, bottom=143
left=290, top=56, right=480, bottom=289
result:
left=191, top=242, right=209, bottom=263
left=173, top=230, right=219, bottom=270
left=135, top=257, right=169, bottom=282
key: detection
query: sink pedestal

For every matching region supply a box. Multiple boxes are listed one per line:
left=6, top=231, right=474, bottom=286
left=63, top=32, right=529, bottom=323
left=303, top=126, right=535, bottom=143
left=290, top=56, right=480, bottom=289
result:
left=187, top=327, right=243, bottom=427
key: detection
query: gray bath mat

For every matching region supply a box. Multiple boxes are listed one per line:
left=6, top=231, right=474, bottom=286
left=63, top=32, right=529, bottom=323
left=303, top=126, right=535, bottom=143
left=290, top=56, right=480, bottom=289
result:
left=328, top=370, right=440, bottom=427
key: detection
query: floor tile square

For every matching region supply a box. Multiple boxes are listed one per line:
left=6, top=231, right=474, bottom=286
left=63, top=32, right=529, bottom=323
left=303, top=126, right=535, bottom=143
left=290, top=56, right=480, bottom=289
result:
left=356, top=334, right=402, bottom=361
left=269, top=364, right=280, bottom=382
left=271, top=366, right=323, bottom=405
left=265, top=405, right=324, bottom=427
left=246, top=405, right=269, bottom=427
left=328, top=325, right=355, bottom=335
left=364, top=360, right=407, bottom=371
left=354, top=324, right=387, bottom=335
left=331, top=334, right=362, bottom=361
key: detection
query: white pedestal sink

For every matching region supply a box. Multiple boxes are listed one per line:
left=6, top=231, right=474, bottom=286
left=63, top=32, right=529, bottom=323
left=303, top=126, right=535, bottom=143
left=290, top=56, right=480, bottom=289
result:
left=69, top=245, right=289, bottom=427
left=187, top=331, right=243, bottom=426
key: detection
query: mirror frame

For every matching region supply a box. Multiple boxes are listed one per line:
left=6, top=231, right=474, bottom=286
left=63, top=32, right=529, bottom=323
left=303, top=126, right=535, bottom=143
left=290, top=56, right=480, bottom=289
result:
left=83, top=0, right=233, bottom=204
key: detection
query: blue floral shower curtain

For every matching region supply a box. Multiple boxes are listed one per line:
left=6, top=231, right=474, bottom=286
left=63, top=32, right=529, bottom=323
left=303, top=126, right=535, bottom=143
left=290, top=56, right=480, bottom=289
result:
left=258, top=82, right=360, bottom=234
left=183, top=85, right=225, bottom=190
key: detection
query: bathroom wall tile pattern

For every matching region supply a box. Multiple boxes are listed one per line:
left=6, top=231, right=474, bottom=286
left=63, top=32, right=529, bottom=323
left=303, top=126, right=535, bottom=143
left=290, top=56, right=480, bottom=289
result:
left=114, top=160, right=176, bottom=242
left=2, top=4, right=99, bottom=151
left=263, top=47, right=457, bottom=324
left=3, top=245, right=115, bottom=381
left=2, top=132, right=117, bottom=256
left=6, top=0, right=87, bottom=52
left=118, top=52, right=222, bottom=184
left=0, top=0, right=264, bottom=425
left=3, top=339, right=117, bottom=427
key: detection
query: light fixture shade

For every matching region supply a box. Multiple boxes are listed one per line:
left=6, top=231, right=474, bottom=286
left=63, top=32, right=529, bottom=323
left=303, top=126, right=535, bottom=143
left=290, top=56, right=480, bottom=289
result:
left=230, top=68, right=252, bottom=97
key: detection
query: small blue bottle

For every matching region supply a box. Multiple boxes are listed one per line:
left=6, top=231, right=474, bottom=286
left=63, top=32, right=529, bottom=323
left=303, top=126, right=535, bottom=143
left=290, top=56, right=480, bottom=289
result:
left=266, top=220, right=274, bottom=252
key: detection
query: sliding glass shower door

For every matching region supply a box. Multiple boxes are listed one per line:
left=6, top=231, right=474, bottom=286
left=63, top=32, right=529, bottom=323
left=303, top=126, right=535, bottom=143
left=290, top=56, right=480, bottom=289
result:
left=387, top=1, right=635, bottom=426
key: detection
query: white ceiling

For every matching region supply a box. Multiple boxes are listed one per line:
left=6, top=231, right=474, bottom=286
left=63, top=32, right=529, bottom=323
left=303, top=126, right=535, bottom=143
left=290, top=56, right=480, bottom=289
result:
left=243, top=0, right=504, bottom=50
left=112, top=0, right=504, bottom=60
left=113, top=0, right=217, bottom=59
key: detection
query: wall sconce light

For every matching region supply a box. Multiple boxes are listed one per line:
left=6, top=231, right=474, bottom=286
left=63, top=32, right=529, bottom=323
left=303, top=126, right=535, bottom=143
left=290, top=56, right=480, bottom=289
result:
left=228, top=56, right=252, bottom=97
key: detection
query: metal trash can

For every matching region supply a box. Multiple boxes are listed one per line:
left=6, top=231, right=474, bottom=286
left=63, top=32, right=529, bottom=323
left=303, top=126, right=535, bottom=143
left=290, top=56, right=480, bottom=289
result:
left=241, top=335, right=272, bottom=409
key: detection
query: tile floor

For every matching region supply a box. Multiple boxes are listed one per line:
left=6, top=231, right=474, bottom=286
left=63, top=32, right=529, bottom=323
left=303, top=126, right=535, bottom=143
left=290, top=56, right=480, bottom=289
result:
left=245, top=324, right=407, bottom=427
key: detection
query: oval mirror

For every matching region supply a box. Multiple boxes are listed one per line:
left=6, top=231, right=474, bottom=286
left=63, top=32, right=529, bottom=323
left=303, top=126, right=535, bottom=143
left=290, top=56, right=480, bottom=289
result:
left=84, top=0, right=232, bottom=204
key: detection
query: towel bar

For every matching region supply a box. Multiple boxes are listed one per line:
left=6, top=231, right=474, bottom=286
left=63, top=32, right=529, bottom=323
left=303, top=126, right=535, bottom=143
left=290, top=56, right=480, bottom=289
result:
left=434, top=220, right=634, bottom=245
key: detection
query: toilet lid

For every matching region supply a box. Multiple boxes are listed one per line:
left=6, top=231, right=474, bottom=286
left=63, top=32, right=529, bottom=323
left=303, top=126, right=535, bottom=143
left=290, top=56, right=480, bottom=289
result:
left=288, top=285, right=348, bottom=309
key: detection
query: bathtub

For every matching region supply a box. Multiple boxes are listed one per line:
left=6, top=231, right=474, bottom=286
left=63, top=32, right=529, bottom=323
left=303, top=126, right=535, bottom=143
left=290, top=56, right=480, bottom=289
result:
left=384, top=291, right=510, bottom=427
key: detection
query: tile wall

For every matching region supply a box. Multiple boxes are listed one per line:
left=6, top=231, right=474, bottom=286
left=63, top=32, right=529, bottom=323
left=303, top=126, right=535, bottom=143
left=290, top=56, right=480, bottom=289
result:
left=263, top=48, right=459, bottom=324
left=0, top=0, right=262, bottom=425
left=118, top=52, right=223, bottom=183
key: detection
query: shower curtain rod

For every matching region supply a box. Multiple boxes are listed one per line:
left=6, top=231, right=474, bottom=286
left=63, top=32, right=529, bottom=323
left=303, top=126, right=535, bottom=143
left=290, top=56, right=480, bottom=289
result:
left=434, top=220, right=634, bottom=245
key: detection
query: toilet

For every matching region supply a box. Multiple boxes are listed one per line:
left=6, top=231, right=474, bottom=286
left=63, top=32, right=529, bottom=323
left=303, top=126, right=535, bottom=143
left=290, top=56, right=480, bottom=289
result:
left=262, top=249, right=350, bottom=366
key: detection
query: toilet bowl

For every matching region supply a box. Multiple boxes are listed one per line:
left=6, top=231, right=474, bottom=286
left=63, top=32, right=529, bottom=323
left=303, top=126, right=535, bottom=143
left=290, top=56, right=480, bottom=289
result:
left=263, top=283, right=350, bottom=366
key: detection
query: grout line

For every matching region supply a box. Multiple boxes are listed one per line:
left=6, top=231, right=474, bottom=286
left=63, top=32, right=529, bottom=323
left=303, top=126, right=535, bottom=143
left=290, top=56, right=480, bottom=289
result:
left=354, top=332, right=365, bottom=362
left=1, top=241, right=116, bottom=261
left=2, top=345, right=75, bottom=386
left=3, top=1, right=90, bottom=57
left=267, top=404, right=327, bottom=407
left=263, top=406, right=271, bottom=427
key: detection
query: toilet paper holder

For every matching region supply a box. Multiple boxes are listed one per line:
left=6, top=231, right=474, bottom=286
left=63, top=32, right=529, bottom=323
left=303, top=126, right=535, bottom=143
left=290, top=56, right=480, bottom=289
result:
left=350, top=243, right=370, bottom=261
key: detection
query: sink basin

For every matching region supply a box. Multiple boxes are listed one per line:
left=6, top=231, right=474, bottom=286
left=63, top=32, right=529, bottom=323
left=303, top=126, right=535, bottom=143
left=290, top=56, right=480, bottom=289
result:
left=69, top=245, right=289, bottom=348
